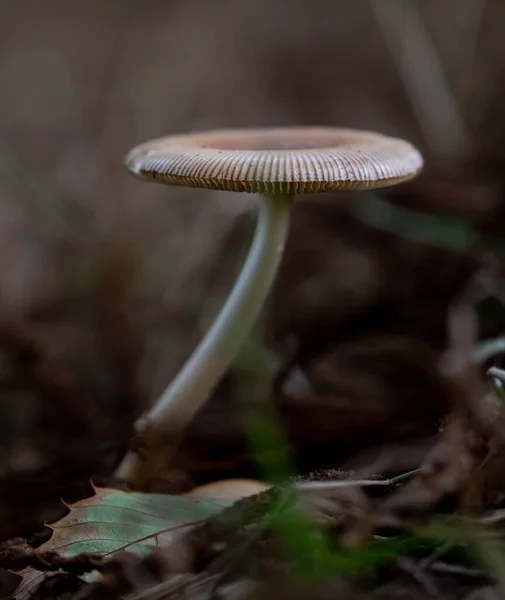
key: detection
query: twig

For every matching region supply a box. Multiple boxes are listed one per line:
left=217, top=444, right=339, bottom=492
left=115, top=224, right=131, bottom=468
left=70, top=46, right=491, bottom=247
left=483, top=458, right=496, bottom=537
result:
left=397, top=556, right=443, bottom=599
left=480, top=509, right=505, bottom=526
left=417, top=541, right=454, bottom=571
left=487, top=366, right=505, bottom=384
left=296, top=470, right=418, bottom=491
left=475, top=340, right=505, bottom=364
left=440, top=261, right=505, bottom=369
left=428, top=561, right=486, bottom=579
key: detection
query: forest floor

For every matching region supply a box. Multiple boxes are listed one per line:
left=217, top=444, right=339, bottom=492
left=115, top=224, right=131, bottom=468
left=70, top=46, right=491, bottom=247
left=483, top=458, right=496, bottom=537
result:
left=2, top=170, right=505, bottom=600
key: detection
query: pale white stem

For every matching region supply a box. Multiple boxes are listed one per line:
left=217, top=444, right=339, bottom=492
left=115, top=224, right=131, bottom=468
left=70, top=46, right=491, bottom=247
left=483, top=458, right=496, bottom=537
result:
left=150, top=192, right=291, bottom=430
left=116, top=193, right=292, bottom=483
left=297, top=479, right=395, bottom=491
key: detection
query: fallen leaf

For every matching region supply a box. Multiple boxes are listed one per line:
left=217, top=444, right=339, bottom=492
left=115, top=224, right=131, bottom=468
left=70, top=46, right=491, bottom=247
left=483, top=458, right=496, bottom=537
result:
left=185, top=479, right=271, bottom=500
left=12, top=484, right=231, bottom=599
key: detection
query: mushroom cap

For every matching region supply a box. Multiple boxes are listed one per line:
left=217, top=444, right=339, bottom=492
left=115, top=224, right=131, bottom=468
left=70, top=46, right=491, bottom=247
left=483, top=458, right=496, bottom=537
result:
left=125, top=127, right=423, bottom=194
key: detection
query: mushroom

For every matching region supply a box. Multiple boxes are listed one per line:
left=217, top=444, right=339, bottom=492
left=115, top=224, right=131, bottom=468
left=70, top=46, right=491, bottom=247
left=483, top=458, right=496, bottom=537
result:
left=116, top=127, right=423, bottom=489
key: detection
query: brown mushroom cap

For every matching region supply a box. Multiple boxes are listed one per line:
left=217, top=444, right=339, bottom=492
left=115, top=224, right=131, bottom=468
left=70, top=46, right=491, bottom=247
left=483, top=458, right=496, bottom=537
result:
left=126, top=127, right=423, bottom=194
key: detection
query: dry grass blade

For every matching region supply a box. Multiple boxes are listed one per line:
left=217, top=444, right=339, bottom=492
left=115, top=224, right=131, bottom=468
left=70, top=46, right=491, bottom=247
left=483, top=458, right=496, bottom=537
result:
left=369, top=0, right=471, bottom=161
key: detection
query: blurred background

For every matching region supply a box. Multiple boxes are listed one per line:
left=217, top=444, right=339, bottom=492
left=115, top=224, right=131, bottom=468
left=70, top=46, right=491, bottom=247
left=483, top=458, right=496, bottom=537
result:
left=1, top=0, right=505, bottom=541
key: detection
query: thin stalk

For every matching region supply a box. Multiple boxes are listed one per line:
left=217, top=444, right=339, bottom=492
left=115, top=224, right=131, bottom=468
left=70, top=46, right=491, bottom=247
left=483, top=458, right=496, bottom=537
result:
left=296, top=469, right=419, bottom=491
left=116, top=193, right=292, bottom=488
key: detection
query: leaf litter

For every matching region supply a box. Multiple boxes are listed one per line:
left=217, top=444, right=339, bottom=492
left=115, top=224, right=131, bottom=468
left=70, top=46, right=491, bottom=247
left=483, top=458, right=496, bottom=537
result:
left=9, top=485, right=232, bottom=599
left=5, top=200, right=505, bottom=600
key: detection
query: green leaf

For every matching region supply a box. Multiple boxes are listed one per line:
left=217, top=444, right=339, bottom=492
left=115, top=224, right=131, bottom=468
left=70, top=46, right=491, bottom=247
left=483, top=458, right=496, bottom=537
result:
left=12, top=485, right=231, bottom=599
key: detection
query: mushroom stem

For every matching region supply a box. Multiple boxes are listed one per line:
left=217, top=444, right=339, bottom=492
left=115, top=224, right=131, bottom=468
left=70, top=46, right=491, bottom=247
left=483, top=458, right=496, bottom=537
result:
left=115, top=192, right=292, bottom=488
